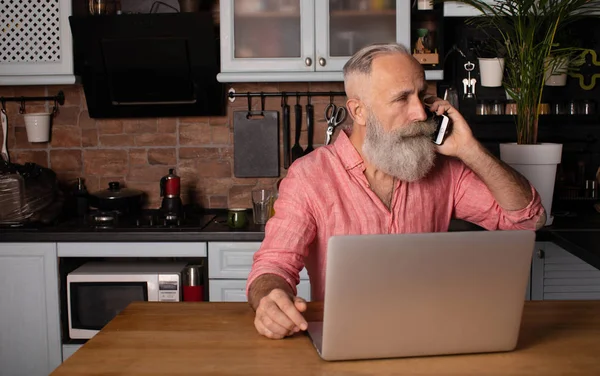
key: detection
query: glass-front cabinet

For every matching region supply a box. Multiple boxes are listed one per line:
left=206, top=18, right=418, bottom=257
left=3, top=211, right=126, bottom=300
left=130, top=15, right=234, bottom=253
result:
left=217, top=0, right=439, bottom=82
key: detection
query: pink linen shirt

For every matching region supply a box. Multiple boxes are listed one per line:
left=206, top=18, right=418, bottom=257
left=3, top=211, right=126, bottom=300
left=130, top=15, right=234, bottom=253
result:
left=246, top=131, right=545, bottom=302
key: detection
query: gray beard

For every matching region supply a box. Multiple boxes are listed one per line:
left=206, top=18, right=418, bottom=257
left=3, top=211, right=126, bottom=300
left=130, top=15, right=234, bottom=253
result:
left=362, top=110, right=437, bottom=182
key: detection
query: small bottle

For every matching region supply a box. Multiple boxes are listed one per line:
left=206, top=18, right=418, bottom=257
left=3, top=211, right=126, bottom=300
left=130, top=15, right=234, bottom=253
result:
left=75, top=178, right=89, bottom=217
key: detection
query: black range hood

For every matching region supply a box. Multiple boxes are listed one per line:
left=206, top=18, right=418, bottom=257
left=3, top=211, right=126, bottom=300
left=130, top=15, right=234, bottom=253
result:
left=69, top=13, right=225, bottom=118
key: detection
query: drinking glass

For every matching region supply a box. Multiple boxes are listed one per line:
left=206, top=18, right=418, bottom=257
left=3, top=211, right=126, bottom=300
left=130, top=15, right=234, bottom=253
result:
left=252, top=189, right=273, bottom=224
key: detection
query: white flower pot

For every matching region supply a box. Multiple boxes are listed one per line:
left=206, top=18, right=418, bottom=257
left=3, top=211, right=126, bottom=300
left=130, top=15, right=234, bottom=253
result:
left=417, top=0, right=433, bottom=10
left=500, top=143, right=563, bottom=226
left=23, top=113, right=52, bottom=143
left=478, top=57, right=505, bottom=87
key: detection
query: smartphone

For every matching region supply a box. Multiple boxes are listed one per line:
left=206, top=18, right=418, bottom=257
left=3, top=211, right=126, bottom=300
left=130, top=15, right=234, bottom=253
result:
left=425, top=108, right=451, bottom=145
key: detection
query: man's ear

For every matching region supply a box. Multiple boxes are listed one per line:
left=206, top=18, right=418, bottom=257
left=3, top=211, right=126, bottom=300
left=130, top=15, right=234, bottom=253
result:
left=346, top=98, right=366, bottom=126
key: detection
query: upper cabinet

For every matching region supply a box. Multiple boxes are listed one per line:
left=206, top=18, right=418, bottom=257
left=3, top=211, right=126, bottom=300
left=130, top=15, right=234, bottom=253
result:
left=0, top=0, right=76, bottom=85
left=218, top=0, right=442, bottom=82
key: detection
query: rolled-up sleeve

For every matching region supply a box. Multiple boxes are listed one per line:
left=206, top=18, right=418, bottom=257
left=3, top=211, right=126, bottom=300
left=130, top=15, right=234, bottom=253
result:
left=246, top=166, right=317, bottom=297
left=451, top=159, right=546, bottom=230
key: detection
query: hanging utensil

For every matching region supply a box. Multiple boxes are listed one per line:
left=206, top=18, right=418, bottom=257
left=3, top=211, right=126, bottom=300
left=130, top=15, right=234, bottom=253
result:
left=324, top=96, right=346, bottom=145
left=233, top=93, right=280, bottom=177
left=1, top=100, right=9, bottom=163
left=282, top=94, right=291, bottom=169
left=291, top=95, right=304, bottom=163
left=304, top=96, right=314, bottom=155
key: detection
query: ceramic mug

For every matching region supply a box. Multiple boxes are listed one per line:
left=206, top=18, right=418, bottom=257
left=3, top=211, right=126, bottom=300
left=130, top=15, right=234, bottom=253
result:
left=227, top=208, right=248, bottom=229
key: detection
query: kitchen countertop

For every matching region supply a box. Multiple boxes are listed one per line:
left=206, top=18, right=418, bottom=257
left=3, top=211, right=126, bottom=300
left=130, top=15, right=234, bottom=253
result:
left=2, top=210, right=600, bottom=271
left=51, top=301, right=600, bottom=376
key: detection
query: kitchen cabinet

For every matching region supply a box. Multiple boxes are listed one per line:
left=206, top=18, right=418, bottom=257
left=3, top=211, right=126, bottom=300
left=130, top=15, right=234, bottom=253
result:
left=0, top=243, right=61, bottom=376
left=218, top=0, right=443, bottom=82
left=208, top=241, right=311, bottom=302
left=531, top=242, right=600, bottom=300
left=0, top=0, right=76, bottom=85
left=57, top=242, right=207, bottom=257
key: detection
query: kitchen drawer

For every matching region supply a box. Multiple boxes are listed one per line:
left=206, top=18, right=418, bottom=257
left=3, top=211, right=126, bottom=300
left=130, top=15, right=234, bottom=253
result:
left=208, top=242, right=308, bottom=280
left=57, top=242, right=207, bottom=257
left=209, top=279, right=311, bottom=302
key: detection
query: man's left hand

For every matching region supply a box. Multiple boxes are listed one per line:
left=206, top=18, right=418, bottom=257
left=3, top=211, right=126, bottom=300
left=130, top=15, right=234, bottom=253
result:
left=426, top=98, right=478, bottom=160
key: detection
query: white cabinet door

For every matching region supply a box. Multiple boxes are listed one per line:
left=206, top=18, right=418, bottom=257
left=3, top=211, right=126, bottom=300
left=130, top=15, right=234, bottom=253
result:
left=209, top=280, right=249, bottom=302
left=208, top=242, right=309, bottom=280
left=314, top=1, right=409, bottom=72
left=0, top=0, right=76, bottom=85
left=210, top=279, right=311, bottom=302
left=218, top=0, right=415, bottom=82
left=219, top=0, right=314, bottom=73
left=531, top=242, right=600, bottom=300
left=0, top=243, right=61, bottom=376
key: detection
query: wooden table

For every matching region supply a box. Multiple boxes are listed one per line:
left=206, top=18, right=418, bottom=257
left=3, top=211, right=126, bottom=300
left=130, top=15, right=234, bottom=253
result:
left=52, top=301, right=600, bottom=375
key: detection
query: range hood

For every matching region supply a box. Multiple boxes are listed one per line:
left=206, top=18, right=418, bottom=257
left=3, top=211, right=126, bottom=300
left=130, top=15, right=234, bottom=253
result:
left=69, top=13, right=225, bottom=118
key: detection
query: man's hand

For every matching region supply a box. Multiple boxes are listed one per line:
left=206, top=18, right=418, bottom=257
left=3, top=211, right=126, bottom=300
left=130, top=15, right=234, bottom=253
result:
left=425, top=98, right=539, bottom=215
left=426, top=98, right=478, bottom=160
left=254, top=288, right=308, bottom=339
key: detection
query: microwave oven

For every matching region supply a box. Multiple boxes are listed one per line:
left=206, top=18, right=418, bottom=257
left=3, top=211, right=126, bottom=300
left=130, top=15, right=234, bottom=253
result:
left=67, top=261, right=188, bottom=339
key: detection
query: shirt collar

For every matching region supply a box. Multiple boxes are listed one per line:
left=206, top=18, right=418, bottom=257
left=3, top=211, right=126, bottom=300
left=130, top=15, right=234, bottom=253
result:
left=333, top=130, right=365, bottom=171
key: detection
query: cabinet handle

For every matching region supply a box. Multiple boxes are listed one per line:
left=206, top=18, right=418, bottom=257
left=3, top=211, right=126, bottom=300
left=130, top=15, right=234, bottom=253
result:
left=305, top=57, right=312, bottom=67
left=319, top=57, right=326, bottom=66
left=537, top=250, right=545, bottom=259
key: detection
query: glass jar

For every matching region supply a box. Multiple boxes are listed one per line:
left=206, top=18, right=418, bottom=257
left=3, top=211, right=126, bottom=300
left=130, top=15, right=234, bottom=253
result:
left=552, top=102, right=565, bottom=115
left=505, top=100, right=517, bottom=115
left=89, top=0, right=118, bottom=15
left=475, top=100, right=489, bottom=115
left=490, top=100, right=504, bottom=115
left=567, top=100, right=578, bottom=115
left=580, top=100, right=596, bottom=115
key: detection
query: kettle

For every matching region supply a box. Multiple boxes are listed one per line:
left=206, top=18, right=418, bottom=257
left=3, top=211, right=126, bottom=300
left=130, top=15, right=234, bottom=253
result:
left=160, top=168, right=180, bottom=198
left=160, top=169, right=182, bottom=216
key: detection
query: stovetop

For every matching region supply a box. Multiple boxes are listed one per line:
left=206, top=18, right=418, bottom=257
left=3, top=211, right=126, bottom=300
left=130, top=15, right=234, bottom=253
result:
left=1, top=209, right=218, bottom=232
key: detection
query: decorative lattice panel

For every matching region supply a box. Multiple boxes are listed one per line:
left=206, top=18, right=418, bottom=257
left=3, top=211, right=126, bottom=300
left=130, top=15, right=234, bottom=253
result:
left=0, top=0, right=61, bottom=63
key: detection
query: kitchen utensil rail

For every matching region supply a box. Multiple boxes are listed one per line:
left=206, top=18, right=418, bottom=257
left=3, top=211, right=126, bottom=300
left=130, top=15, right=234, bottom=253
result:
left=0, top=91, right=65, bottom=114
left=228, top=89, right=345, bottom=103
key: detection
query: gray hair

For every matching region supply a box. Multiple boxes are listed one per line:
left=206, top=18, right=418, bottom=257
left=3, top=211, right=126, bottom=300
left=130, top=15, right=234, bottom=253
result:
left=343, top=43, right=411, bottom=79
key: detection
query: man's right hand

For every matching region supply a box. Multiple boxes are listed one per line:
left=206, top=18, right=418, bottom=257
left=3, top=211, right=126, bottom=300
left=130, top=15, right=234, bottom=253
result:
left=254, top=288, right=308, bottom=339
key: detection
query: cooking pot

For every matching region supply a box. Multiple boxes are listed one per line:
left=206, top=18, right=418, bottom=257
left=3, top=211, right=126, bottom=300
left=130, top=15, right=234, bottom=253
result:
left=89, top=182, right=144, bottom=213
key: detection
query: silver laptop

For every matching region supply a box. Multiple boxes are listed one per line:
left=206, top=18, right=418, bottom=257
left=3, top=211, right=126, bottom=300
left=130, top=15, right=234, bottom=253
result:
left=306, top=230, right=535, bottom=361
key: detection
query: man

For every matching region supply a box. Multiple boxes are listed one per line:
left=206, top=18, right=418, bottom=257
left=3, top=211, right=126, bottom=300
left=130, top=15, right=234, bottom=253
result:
left=246, top=43, right=546, bottom=340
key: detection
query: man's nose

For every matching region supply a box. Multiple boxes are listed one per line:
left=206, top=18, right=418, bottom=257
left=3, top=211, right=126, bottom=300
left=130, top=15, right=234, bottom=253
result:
left=409, top=98, right=428, bottom=122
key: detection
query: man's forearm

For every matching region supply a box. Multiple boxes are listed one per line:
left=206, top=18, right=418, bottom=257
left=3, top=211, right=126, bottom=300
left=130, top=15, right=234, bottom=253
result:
left=459, top=140, right=533, bottom=211
left=248, top=274, right=294, bottom=311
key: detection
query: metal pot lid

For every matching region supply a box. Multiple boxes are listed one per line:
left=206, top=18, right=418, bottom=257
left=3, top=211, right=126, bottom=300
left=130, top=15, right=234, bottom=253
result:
left=92, top=182, right=143, bottom=200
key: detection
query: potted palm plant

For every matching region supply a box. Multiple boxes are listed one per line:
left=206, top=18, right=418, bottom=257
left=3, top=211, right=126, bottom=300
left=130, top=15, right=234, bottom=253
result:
left=445, top=0, right=600, bottom=225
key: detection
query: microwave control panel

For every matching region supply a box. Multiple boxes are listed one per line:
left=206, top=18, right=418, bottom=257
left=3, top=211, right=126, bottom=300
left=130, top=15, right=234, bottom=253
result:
left=158, top=273, right=181, bottom=302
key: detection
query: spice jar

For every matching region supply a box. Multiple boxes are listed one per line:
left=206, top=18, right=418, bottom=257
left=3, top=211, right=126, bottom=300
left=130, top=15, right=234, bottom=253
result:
left=505, top=100, right=517, bottom=115
left=476, top=100, right=490, bottom=115
left=567, top=100, right=578, bottom=115
left=580, top=100, right=596, bottom=115
left=490, top=100, right=504, bottom=115
left=552, top=102, right=565, bottom=115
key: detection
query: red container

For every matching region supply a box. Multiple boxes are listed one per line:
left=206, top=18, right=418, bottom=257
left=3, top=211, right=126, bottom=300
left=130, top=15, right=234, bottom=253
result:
left=183, top=265, right=203, bottom=302
left=183, top=285, right=204, bottom=302
left=160, top=168, right=180, bottom=198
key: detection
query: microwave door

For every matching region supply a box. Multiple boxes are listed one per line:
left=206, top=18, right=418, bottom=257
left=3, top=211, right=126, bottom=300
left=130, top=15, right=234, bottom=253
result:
left=67, top=275, right=159, bottom=339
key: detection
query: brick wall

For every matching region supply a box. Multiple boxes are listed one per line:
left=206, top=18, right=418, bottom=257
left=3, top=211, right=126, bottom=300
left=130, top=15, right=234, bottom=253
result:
left=0, top=82, right=350, bottom=209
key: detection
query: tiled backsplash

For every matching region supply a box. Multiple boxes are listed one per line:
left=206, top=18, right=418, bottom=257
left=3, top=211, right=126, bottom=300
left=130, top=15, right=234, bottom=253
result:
left=0, top=82, right=353, bottom=209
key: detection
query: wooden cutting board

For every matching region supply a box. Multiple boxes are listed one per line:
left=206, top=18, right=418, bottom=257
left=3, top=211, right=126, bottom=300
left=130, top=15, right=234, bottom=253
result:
left=233, top=110, right=280, bottom=178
